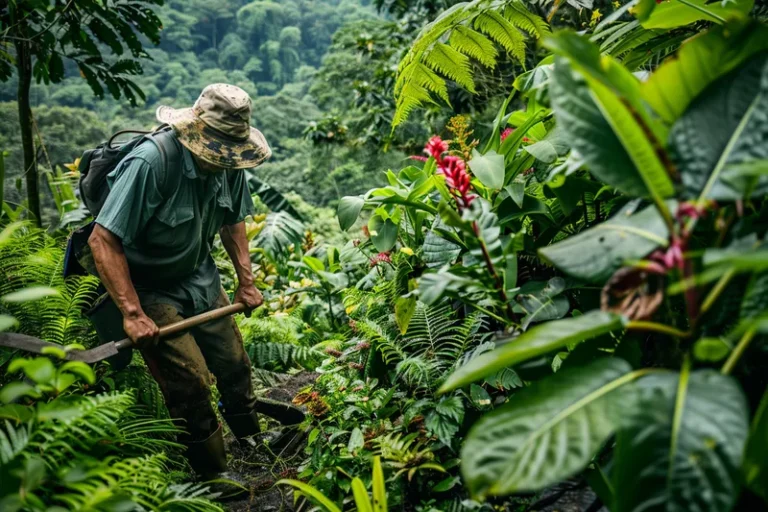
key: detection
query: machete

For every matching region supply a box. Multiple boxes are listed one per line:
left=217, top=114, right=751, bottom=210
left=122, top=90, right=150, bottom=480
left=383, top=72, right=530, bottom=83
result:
left=0, top=301, right=306, bottom=425
left=0, top=302, right=246, bottom=364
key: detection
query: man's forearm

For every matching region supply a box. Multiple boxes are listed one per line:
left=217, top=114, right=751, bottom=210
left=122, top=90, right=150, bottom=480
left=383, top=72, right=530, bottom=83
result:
left=88, top=224, right=144, bottom=318
left=220, top=222, right=253, bottom=286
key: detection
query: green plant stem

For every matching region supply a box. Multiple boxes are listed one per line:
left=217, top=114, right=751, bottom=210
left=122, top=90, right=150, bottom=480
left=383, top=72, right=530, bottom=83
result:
left=721, top=328, right=756, bottom=375
left=700, top=269, right=735, bottom=315
left=676, top=0, right=726, bottom=23
left=472, top=221, right=517, bottom=323
left=668, top=354, right=691, bottom=485
left=467, top=303, right=507, bottom=324
left=626, top=320, right=690, bottom=339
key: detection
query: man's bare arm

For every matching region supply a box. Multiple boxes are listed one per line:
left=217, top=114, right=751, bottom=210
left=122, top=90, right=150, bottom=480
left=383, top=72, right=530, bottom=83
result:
left=88, top=224, right=159, bottom=345
left=220, top=221, right=263, bottom=314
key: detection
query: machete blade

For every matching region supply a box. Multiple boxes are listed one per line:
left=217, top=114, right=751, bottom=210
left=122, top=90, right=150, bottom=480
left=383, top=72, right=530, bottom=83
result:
left=0, top=332, right=119, bottom=363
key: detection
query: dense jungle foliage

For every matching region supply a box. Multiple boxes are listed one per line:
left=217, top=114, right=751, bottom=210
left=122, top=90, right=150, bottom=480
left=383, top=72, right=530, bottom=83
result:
left=2, top=0, right=768, bottom=511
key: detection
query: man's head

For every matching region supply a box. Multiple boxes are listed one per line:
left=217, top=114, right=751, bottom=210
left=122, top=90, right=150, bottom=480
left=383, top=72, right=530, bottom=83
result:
left=156, top=84, right=272, bottom=170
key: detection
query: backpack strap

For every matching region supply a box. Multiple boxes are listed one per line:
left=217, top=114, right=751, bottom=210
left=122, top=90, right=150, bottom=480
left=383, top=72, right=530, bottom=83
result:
left=143, top=125, right=181, bottom=177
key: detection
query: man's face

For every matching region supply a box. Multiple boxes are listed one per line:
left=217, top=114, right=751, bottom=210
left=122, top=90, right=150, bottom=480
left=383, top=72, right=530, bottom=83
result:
left=192, top=154, right=227, bottom=174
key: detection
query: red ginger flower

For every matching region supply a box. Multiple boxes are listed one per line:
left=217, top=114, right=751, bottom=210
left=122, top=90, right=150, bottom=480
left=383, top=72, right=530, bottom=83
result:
left=438, top=156, right=476, bottom=210
left=500, top=127, right=531, bottom=143
left=410, top=135, right=449, bottom=163
left=425, top=136, right=448, bottom=162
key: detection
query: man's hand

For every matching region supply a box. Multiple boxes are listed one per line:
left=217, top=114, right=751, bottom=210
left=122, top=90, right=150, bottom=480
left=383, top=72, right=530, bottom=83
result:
left=123, top=312, right=160, bottom=348
left=234, top=283, right=263, bottom=317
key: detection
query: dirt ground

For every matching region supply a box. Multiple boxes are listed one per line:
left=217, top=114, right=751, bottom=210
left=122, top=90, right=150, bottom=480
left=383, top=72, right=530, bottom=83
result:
left=222, top=371, right=318, bottom=512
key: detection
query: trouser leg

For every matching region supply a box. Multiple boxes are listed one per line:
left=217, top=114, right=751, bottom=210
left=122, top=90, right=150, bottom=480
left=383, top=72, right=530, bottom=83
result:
left=192, top=289, right=260, bottom=439
left=139, top=302, right=219, bottom=442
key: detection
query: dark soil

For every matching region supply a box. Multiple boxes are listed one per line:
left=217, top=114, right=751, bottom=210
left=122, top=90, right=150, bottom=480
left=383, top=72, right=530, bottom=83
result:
left=222, top=372, right=318, bottom=512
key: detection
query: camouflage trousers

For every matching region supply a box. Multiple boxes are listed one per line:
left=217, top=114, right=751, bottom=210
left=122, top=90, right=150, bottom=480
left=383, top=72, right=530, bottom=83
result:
left=140, top=289, right=256, bottom=442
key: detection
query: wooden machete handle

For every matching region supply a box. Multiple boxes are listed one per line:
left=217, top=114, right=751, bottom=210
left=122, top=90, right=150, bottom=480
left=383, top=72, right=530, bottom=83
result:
left=114, top=302, right=248, bottom=350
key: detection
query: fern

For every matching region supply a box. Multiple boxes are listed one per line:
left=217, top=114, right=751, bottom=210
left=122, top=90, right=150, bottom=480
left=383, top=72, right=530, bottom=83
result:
left=449, top=25, right=499, bottom=68
left=247, top=342, right=324, bottom=371
left=473, top=11, right=526, bottom=64
left=0, top=225, right=99, bottom=346
left=394, top=0, right=549, bottom=127
left=424, top=43, right=476, bottom=93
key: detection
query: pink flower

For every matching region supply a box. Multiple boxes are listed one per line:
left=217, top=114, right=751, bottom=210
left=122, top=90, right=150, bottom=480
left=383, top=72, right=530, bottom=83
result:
left=676, top=201, right=717, bottom=222
left=501, top=128, right=513, bottom=141
left=649, top=236, right=686, bottom=272
left=438, top=156, right=476, bottom=210
left=424, top=136, right=449, bottom=162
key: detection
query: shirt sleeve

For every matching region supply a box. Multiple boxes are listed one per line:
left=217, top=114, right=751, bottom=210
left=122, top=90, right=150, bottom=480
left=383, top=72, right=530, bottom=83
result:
left=95, top=152, right=164, bottom=245
left=223, top=170, right=255, bottom=225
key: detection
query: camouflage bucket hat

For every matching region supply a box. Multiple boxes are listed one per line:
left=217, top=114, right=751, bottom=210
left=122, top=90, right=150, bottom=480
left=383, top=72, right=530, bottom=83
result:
left=156, top=84, right=272, bottom=169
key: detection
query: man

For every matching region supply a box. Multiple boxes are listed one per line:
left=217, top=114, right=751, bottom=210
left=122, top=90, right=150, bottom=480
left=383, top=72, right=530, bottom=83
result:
left=88, top=84, right=275, bottom=486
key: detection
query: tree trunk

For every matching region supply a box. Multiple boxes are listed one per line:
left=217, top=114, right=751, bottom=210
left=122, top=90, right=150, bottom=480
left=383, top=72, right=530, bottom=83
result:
left=14, top=39, right=41, bottom=226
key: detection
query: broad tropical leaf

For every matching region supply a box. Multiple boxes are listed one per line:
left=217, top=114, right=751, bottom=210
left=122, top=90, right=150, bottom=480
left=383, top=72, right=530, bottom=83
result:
left=612, top=369, right=749, bottom=512
left=254, top=211, right=305, bottom=261
left=337, top=196, right=364, bottom=231
left=634, top=0, right=754, bottom=30
left=440, top=311, right=625, bottom=392
left=548, top=33, right=674, bottom=205
left=642, top=20, right=768, bottom=125
left=515, top=278, right=569, bottom=330
left=670, top=54, right=768, bottom=201
left=461, top=358, right=639, bottom=497
left=538, top=201, right=671, bottom=284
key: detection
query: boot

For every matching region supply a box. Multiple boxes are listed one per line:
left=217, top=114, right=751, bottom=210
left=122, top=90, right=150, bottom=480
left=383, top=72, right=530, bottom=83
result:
left=223, top=409, right=260, bottom=440
left=184, top=425, right=249, bottom=500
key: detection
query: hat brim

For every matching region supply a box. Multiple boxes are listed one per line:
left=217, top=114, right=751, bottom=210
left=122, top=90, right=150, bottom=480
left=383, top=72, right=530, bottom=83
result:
left=156, top=105, right=271, bottom=170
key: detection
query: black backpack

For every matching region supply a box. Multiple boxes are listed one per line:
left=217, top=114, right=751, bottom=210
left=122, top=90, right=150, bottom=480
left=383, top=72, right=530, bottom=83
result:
left=77, top=125, right=178, bottom=217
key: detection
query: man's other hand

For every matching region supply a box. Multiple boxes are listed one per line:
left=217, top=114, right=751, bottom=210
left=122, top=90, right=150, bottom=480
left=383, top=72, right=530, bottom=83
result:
left=124, top=313, right=160, bottom=348
left=234, top=284, right=263, bottom=316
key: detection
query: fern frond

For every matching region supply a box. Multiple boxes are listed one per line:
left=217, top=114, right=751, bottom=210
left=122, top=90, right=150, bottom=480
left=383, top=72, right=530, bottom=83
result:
left=474, top=11, right=526, bottom=65
left=394, top=81, right=437, bottom=128
left=424, top=43, right=476, bottom=92
left=449, top=25, right=498, bottom=68
left=504, top=1, right=551, bottom=38
left=408, top=0, right=485, bottom=59
left=395, top=61, right=450, bottom=103
left=247, top=342, right=324, bottom=371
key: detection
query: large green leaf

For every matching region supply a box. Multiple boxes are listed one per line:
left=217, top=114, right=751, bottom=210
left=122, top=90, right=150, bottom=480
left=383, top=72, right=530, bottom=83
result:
left=254, top=211, right=305, bottom=261
left=337, top=196, right=364, bottom=231
left=634, top=0, right=753, bottom=30
left=744, top=390, right=768, bottom=503
left=515, top=277, right=569, bottom=330
left=461, top=358, right=638, bottom=497
left=547, top=33, right=673, bottom=207
left=642, top=20, right=768, bottom=125
left=368, top=214, right=398, bottom=252
left=670, top=54, right=768, bottom=201
left=440, top=311, right=625, bottom=392
left=538, top=200, right=670, bottom=284
left=549, top=54, right=670, bottom=201
left=469, top=149, right=504, bottom=190
left=612, top=369, right=749, bottom=512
